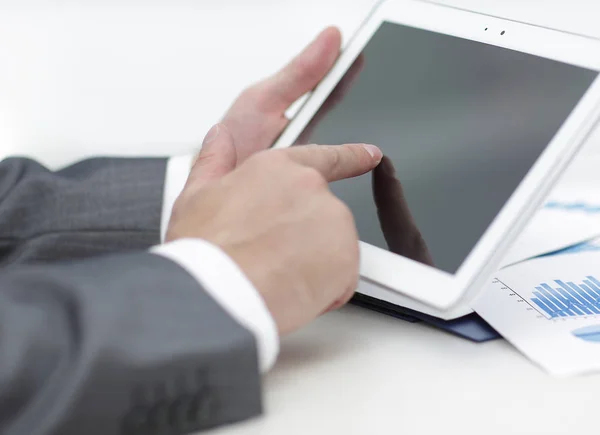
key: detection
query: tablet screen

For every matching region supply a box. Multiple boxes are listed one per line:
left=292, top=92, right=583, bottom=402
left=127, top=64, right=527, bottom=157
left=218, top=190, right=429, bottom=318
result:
left=293, top=22, right=597, bottom=274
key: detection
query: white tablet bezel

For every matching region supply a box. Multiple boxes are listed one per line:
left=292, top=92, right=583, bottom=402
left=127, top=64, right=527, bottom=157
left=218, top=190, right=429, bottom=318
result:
left=272, top=0, right=600, bottom=312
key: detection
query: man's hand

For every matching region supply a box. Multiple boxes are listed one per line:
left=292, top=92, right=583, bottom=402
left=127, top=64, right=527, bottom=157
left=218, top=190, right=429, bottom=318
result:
left=167, top=125, right=382, bottom=335
left=219, top=27, right=342, bottom=163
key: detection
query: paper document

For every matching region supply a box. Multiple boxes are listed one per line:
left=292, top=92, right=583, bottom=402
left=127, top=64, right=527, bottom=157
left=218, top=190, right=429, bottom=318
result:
left=474, top=241, right=600, bottom=376
left=501, top=153, right=600, bottom=267
left=500, top=188, right=600, bottom=267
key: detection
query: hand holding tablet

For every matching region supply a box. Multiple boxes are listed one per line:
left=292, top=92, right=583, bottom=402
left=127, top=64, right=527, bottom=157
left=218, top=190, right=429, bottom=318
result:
left=274, top=0, right=600, bottom=318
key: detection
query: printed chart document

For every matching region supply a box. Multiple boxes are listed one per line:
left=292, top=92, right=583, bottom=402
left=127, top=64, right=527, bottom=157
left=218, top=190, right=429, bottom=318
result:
left=501, top=153, right=600, bottom=267
left=500, top=186, right=600, bottom=268
left=474, top=243, right=600, bottom=376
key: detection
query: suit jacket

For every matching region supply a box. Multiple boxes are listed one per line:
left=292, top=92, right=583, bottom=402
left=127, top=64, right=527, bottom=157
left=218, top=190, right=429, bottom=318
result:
left=0, top=157, right=263, bottom=435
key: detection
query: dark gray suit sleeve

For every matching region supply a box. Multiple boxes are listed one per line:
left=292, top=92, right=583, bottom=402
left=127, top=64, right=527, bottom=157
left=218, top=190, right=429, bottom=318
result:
left=0, top=251, right=263, bottom=435
left=0, top=157, right=167, bottom=266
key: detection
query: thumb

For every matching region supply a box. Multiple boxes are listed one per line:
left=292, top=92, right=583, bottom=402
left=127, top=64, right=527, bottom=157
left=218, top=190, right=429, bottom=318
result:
left=188, top=123, right=237, bottom=188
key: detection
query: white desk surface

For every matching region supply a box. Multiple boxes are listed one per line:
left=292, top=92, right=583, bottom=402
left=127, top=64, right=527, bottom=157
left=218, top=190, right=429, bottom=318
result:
left=2, top=1, right=600, bottom=434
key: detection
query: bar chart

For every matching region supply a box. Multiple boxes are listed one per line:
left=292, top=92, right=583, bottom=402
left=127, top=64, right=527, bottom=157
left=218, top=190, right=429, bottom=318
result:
left=476, top=250, right=600, bottom=375
left=572, top=325, right=600, bottom=342
left=531, top=275, right=600, bottom=318
left=544, top=201, right=600, bottom=213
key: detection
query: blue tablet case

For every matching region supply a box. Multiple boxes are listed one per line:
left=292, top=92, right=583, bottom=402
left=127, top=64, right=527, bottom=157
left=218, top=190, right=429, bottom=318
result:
left=351, top=293, right=500, bottom=342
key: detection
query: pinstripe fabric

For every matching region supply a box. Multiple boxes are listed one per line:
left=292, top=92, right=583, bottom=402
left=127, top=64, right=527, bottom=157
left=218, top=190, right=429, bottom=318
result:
left=0, top=157, right=165, bottom=265
left=0, top=157, right=263, bottom=434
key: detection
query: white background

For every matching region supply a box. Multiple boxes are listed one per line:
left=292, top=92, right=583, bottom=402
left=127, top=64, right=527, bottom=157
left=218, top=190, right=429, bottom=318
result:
left=2, top=1, right=600, bottom=434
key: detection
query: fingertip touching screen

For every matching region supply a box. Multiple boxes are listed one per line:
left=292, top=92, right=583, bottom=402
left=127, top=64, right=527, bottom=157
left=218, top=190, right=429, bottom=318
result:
left=293, top=22, right=597, bottom=274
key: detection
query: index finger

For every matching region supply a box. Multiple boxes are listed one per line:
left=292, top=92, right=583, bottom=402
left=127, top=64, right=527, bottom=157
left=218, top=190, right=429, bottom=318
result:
left=283, top=143, right=382, bottom=182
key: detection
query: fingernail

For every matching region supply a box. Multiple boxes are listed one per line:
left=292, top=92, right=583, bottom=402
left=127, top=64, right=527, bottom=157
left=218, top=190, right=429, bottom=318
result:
left=203, top=124, right=221, bottom=146
left=363, top=144, right=382, bottom=162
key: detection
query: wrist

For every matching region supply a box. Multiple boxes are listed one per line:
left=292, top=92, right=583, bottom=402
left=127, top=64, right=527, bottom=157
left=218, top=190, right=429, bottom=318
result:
left=220, top=244, right=301, bottom=336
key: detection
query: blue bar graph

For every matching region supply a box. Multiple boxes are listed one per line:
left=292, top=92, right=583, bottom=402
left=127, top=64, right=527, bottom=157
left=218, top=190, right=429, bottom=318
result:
left=531, top=276, right=600, bottom=318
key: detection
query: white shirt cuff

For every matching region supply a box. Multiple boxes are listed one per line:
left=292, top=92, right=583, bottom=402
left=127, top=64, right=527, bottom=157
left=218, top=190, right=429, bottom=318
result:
left=161, top=154, right=196, bottom=243
left=151, top=238, right=279, bottom=373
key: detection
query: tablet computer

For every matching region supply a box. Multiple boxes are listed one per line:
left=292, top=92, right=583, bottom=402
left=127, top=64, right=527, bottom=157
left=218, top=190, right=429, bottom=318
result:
left=273, top=0, right=600, bottom=319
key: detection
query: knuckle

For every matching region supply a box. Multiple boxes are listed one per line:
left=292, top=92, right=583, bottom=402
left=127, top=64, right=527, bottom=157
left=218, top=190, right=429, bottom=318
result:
left=297, top=166, right=327, bottom=189
left=246, top=150, right=301, bottom=183
left=247, top=149, right=282, bottom=168
left=329, top=196, right=353, bottom=221
left=326, top=147, right=342, bottom=172
left=268, top=150, right=293, bottom=166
